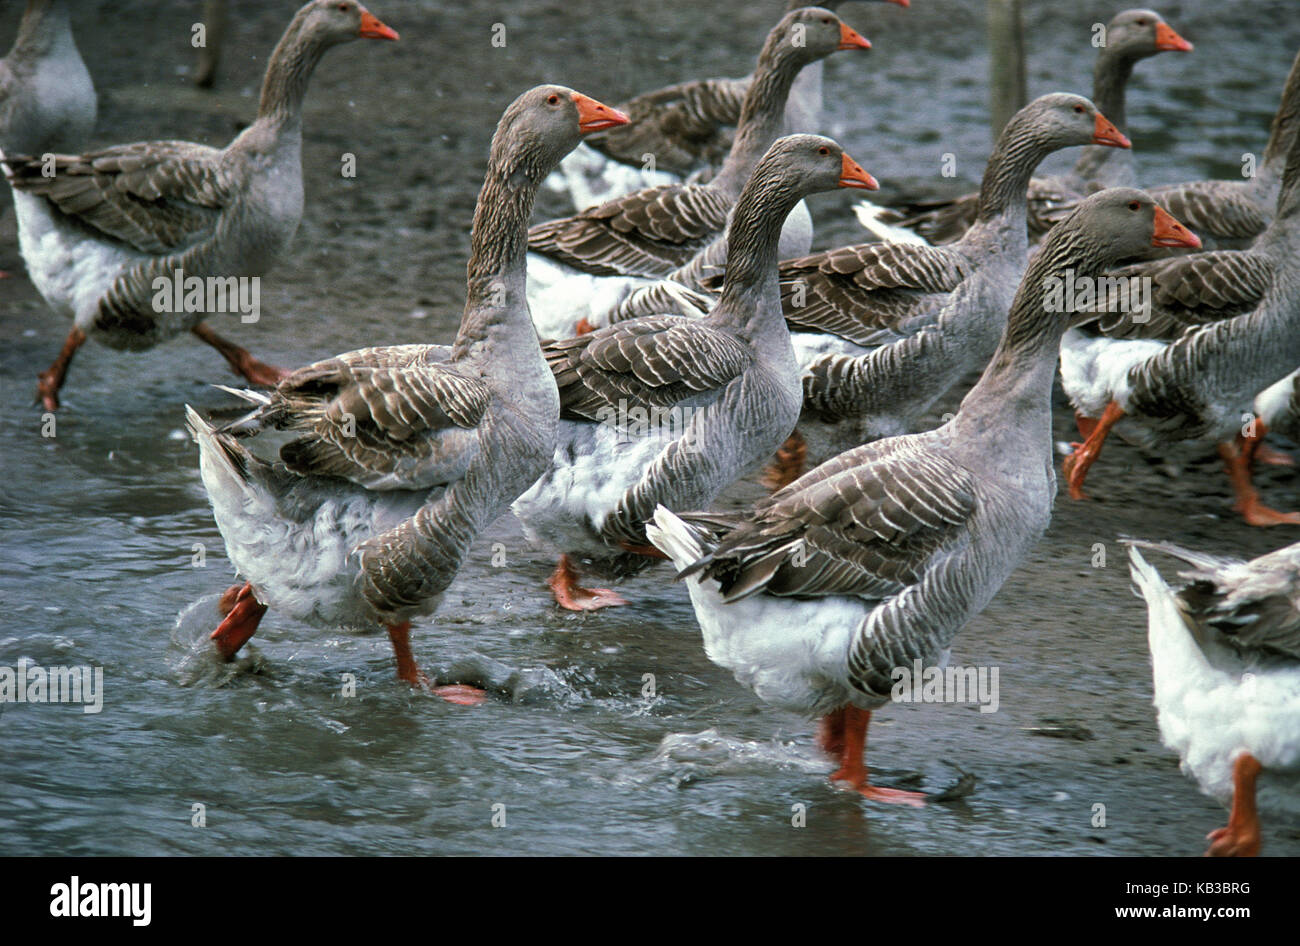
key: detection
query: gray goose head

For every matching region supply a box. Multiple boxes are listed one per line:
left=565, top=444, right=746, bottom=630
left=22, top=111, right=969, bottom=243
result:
left=768, top=7, right=872, bottom=66
left=1010, top=92, right=1131, bottom=151
left=1102, top=9, right=1194, bottom=61
left=1075, top=187, right=1201, bottom=256
left=490, top=85, right=630, bottom=183
left=289, top=0, right=400, bottom=48
left=746, top=133, right=878, bottom=199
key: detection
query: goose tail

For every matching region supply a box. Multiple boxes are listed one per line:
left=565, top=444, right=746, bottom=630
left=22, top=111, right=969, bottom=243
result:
left=852, top=199, right=930, bottom=246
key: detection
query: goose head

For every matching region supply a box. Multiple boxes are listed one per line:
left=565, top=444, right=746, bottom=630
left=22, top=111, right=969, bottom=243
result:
left=295, top=0, right=400, bottom=47
left=1104, top=9, right=1193, bottom=59
left=1018, top=93, right=1132, bottom=151
left=1064, top=188, right=1201, bottom=261
left=770, top=7, right=872, bottom=65
left=493, top=85, right=629, bottom=179
left=759, top=134, right=879, bottom=197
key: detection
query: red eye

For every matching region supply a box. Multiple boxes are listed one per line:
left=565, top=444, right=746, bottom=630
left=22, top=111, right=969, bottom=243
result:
left=337, top=2, right=349, bottom=10
left=1073, top=104, right=1084, bottom=113
left=1136, top=18, right=1148, bottom=26
left=818, top=146, right=829, bottom=155
left=547, top=94, right=559, bottom=105
left=1128, top=200, right=1141, bottom=211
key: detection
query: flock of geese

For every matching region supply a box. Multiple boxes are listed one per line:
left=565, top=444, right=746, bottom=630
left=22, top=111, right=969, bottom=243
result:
left=2, top=0, right=1297, bottom=856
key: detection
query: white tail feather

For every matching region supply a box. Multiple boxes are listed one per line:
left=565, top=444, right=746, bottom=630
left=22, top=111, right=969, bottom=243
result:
left=852, top=200, right=930, bottom=246
left=646, top=505, right=705, bottom=571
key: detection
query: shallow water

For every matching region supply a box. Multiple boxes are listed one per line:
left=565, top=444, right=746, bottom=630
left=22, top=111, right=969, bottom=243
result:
left=1, top=0, right=1298, bottom=856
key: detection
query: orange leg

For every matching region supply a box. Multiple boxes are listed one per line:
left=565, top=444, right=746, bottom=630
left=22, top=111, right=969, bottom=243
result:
left=762, top=429, right=807, bottom=492
left=191, top=322, right=289, bottom=387
left=35, top=326, right=87, bottom=412
left=574, top=317, right=597, bottom=336
left=1241, top=420, right=1295, bottom=468
left=547, top=554, right=627, bottom=610
left=1206, top=753, right=1263, bottom=857
left=385, top=621, right=486, bottom=706
left=827, top=706, right=926, bottom=807
left=1062, top=401, right=1125, bottom=500
left=210, top=582, right=268, bottom=659
left=1073, top=411, right=1099, bottom=440
left=1217, top=440, right=1300, bottom=527
left=818, top=708, right=847, bottom=759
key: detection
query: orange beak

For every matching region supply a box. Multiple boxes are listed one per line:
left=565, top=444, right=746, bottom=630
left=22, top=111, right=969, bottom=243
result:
left=1151, top=205, right=1201, bottom=249
left=838, top=23, right=872, bottom=51
left=571, top=92, right=630, bottom=134
left=839, top=152, right=879, bottom=190
left=1092, top=112, right=1131, bottom=149
left=1154, top=22, right=1192, bottom=52
left=358, top=9, right=399, bottom=41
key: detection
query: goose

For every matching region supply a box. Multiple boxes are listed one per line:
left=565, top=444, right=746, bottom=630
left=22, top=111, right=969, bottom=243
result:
left=758, top=94, right=1130, bottom=483
left=1060, top=126, right=1300, bottom=526
left=0, top=0, right=95, bottom=156
left=1126, top=539, right=1300, bottom=856
left=3, top=0, right=399, bottom=411
left=0, top=0, right=94, bottom=280
left=525, top=7, right=871, bottom=340
left=511, top=135, right=878, bottom=611
left=185, top=86, right=628, bottom=697
left=862, top=9, right=1190, bottom=246
left=546, top=0, right=907, bottom=212
left=1144, top=49, right=1300, bottom=250
left=646, top=189, right=1200, bottom=804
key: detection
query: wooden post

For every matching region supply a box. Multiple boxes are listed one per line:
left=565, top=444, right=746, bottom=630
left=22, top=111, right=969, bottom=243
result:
left=195, top=0, right=229, bottom=89
left=988, top=0, right=1027, bottom=142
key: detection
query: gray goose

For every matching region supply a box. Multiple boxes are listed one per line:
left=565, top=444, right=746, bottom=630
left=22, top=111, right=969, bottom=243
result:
left=1060, top=126, right=1300, bottom=526
left=767, top=94, right=1129, bottom=482
left=4, top=0, right=399, bottom=411
left=1143, top=48, right=1300, bottom=250
left=0, top=0, right=95, bottom=156
left=1127, top=539, right=1300, bottom=856
left=647, top=188, right=1200, bottom=804
left=511, top=135, right=878, bottom=611
left=548, top=0, right=907, bottom=210
left=186, top=87, right=628, bottom=696
left=524, top=7, right=870, bottom=339
left=872, top=8, right=1190, bottom=245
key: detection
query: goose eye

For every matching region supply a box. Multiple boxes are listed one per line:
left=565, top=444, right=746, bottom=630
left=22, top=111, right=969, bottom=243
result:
left=1128, top=200, right=1141, bottom=211
left=547, top=94, right=559, bottom=105
left=1073, top=105, right=1084, bottom=113
left=1136, top=18, right=1148, bottom=26
left=337, top=2, right=349, bottom=10
left=818, top=146, right=829, bottom=155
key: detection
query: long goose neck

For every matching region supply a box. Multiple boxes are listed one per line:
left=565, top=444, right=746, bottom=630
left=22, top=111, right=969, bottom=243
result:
left=11, top=0, right=71, bottom=59
left=710, top=45, right=805, bottom=195
left=1070, top=50, right=1135, bottom=181
left=708, top=164, right=803, bottom=336
left=1090, top=49, right=1135, bottom=134
left=960, top=228, right=1099, bottom=421
left=975, top=113, right=1054, bottom=226
left=1263, top=51, right=1300, bottom=171
left=453, top=150, right=542, bottom=354
left=253, top=13, right=328, bottom=137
